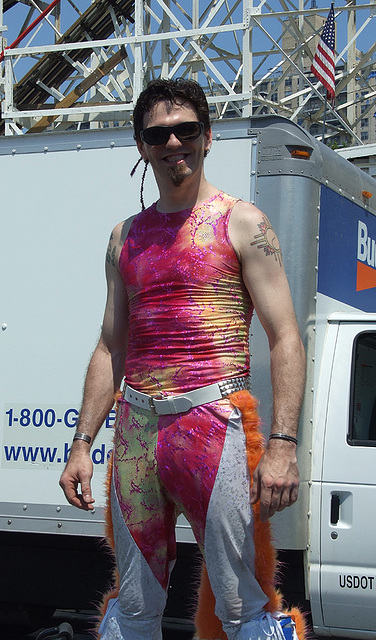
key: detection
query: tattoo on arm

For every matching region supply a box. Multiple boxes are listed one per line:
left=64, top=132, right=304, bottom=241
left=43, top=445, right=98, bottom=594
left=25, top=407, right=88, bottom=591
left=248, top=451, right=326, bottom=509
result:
left=106, top=232, right=116, bottom=267
left=251, top=215, right=282, bottom=266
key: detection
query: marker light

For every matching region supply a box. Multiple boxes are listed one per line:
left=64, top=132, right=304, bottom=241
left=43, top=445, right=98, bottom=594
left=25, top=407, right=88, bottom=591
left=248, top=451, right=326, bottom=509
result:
left=290, top=149, right=311, bottom=159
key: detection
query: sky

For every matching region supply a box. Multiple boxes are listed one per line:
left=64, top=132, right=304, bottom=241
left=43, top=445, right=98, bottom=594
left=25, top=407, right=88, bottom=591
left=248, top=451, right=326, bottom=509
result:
left=1, top=0, right=375, bottom=86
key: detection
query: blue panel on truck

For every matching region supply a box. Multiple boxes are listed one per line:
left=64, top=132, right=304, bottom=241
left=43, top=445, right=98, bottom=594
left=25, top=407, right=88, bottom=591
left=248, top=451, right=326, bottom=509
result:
left=318, top=185, right=376, bottom=312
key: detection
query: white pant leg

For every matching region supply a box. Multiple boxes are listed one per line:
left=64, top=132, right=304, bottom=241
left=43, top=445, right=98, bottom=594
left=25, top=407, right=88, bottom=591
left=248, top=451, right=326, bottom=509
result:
left=99, top=475, right=168, bottom=640
left=223, top=611, right=298, bottom=640
left=204, top=406, right=268, bottom=631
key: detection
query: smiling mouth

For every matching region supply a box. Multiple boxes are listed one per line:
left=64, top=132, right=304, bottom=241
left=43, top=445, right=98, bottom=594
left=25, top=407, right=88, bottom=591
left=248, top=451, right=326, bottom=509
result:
left=163, top=154, right=188, bottom=165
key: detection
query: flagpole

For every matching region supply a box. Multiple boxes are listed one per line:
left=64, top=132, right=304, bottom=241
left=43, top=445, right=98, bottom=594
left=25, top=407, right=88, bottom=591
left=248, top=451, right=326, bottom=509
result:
left=322, top=91, right=327, bottom=145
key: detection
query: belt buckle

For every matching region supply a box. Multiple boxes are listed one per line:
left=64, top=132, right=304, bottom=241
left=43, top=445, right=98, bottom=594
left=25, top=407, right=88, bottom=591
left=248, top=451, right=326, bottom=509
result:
left=150, top=394, right=192, bottom=415
left=148, top=397, right=158, bottom=415
left=149, top=393, right=165, bottom=415
left=149, top=392, right=172, bottom=416
left=125, top=386, right=157, bottom=414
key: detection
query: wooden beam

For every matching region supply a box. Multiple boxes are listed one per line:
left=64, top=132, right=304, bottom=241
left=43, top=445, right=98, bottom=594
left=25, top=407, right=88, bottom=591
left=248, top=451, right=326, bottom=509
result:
left=26, top=46, right=127, bottom=133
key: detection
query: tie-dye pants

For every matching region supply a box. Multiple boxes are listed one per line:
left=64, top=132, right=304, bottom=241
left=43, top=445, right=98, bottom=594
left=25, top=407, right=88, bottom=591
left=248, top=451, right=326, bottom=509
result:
left=98, top=396, right=268, bottom=640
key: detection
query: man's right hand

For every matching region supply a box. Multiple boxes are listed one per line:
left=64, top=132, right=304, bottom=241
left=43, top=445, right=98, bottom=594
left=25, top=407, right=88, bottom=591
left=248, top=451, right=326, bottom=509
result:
left=59, top=444, right=95, bottom=510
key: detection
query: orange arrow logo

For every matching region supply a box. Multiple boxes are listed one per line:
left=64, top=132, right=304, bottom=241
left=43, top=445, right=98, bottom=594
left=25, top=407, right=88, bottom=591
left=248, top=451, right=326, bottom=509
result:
left=357, top=261, right=376, bottom=291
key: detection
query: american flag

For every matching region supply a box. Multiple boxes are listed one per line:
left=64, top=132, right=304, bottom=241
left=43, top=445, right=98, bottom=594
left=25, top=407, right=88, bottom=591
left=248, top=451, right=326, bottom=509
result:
left=311, top=3, right=336, bottom=102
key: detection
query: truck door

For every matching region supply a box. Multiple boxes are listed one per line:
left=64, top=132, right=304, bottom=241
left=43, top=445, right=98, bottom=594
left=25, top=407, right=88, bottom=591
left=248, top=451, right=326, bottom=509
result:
left=319, top=318, right=376, bottom=632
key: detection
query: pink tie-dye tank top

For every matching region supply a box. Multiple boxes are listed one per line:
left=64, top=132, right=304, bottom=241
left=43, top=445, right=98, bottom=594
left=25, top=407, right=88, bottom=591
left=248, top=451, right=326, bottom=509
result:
left=119, top=191, right=253, bottom=394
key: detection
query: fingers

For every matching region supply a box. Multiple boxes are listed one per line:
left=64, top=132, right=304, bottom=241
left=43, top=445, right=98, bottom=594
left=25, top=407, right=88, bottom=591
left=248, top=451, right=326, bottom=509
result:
left=250, top=452, right=299, bottom=521
left=59, top=464, right=95, bottom=511
left=277, top=483, right=299, bottom=511
left=79, top=473, right=95, bottom=506
left=260, top=486, right=298, bottom=522
left=258, top=480, right=299, bottom=522
left=75, top=483, right=95, bottom=511
left=60, top=476, right=95, bottom=511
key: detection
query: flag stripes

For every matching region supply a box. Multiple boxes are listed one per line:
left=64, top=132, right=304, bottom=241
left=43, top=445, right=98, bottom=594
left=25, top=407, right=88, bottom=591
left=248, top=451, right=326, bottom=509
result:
left=311, top=3, right=336, bottom=101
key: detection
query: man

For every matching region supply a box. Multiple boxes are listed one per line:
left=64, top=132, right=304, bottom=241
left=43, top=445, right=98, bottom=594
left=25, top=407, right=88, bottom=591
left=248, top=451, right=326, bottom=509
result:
left=60, top=78, right=306, bottom=640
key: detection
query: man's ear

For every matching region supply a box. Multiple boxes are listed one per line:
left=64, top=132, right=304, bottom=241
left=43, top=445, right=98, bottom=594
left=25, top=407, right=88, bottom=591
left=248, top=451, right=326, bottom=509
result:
left=136, top=139, right=148, bottom=162
left=204, top=127, right=213, bottom=155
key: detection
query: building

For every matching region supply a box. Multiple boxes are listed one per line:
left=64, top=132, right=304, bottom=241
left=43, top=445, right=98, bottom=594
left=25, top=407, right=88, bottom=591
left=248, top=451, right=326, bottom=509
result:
left=336, top=143, right=376, bottom=181
left=251, top=9, right=376, bottom=148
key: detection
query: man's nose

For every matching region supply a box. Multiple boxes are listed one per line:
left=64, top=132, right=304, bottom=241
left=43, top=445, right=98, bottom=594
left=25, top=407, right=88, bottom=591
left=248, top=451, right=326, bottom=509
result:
left=165, top=133, right=182, bottom=147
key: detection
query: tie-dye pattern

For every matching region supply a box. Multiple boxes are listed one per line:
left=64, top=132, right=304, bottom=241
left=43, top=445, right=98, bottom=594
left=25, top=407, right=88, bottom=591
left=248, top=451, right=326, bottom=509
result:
left=119, top=191, right=253, bottom=393
left=113, top=397, right=233, bottom=589
left=103, top=192, right=260, bottom=637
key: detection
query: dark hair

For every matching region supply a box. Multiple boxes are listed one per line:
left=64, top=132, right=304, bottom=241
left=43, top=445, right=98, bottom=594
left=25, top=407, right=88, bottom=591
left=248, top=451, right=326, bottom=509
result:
left=133, top=78, right=210, bottom=141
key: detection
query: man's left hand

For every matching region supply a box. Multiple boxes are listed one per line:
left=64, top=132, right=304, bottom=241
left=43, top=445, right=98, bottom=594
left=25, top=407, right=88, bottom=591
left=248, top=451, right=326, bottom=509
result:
left=250, top=441, right=299, bottom=522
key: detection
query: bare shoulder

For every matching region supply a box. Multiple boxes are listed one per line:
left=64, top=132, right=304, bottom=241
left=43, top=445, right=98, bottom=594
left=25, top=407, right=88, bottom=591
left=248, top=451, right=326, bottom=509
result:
left=110, top=215, right=136, bottom=246
left=229, top=200, right=266, bottom=233
left=229, top=201, right=297, bottom=339
left=105, top=215, right=136, bottom=270
left=229, top=200, right=282, bottom=266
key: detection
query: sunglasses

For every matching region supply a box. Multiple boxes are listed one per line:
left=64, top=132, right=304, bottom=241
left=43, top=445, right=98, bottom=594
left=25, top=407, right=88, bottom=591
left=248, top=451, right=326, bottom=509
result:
left=140, top=121, right=205, bottom=146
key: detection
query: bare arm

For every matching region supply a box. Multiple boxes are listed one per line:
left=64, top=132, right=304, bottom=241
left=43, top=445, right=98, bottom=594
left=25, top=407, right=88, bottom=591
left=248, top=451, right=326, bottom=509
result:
left=229, top=202, right=306, bottom=521
left=59, top=220, right=131, bottom=510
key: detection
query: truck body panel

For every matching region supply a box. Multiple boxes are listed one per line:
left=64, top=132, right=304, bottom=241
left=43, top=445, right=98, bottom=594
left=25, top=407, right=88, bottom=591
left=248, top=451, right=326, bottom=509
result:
left=1, top=116, right=376, bottom=634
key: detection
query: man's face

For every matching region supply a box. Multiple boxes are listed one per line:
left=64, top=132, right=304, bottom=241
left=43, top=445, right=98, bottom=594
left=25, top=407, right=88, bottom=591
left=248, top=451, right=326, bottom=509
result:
left=136, top=100, right=212, bottom=188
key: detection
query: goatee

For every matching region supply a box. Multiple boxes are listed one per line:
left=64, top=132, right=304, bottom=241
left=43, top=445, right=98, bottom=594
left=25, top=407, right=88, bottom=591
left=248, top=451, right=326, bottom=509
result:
left=168, top=166, right=186, bottom=187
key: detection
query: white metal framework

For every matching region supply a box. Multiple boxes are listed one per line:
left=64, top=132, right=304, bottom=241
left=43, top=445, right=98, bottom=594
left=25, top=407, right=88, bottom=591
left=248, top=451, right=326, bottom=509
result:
left=0, top=0, right=375, bottom=140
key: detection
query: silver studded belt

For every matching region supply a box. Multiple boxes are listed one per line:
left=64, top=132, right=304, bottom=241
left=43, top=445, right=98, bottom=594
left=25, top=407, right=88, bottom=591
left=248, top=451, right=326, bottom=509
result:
left=123, top=376, right=250, bottom=415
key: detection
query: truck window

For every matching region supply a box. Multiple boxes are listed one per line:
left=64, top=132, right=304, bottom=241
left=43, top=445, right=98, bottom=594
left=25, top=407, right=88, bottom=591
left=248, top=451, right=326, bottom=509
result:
left=349, top=332, right=376, bottom=446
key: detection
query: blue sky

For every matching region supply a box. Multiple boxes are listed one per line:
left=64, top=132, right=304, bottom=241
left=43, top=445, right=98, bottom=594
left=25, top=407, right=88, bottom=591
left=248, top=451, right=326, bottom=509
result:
left=2, top=0, right=375, bottom=84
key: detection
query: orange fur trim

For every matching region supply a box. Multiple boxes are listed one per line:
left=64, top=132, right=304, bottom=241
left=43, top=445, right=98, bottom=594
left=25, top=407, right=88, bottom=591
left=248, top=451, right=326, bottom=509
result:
left=194, top=391, right=307, bottom=640
left=103, top=388, right=122, bottom=549
left=114, top=388, right=122, bottom=404
left=232, top=391, right=282, bottom=614
left=194, top=563, right=227, bottom=640
left=289, top=607, right=309, bottom=640
left=103, top=450, right=115, bottom=547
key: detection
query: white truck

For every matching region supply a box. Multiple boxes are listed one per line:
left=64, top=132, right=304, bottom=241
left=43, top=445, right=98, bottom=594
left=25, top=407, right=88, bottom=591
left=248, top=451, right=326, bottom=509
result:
left=1, top=115, right=375, bottom=636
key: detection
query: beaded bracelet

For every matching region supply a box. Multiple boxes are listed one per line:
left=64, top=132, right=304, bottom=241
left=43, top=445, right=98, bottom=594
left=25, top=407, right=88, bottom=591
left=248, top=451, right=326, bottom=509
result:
left=73, top=432, right=92, bottom=445
left=269, top=432, right=298, bottom=445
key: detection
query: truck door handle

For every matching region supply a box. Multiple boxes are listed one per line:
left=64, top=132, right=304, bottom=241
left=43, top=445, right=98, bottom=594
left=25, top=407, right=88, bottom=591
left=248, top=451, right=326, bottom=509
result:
left=330, top=494, right=340, bottom=525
